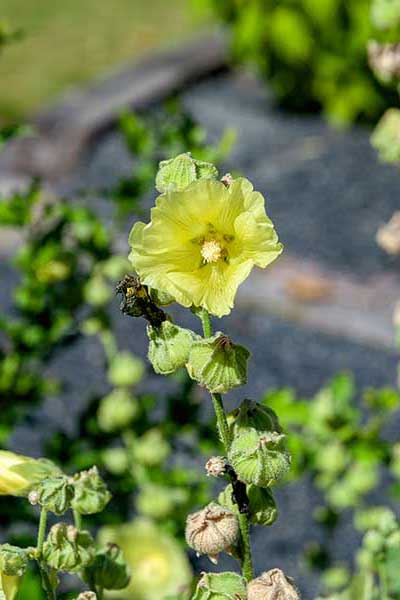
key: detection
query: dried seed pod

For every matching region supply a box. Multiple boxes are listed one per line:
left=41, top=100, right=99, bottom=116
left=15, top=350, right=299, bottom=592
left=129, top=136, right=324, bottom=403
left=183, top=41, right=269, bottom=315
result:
left=228, top=429, right=291, bottom=488
left=185, top=503, right=239, bottom=564
left=205, top=456, right=227, bottom=478
left=247, top=569, right=300, bottom=600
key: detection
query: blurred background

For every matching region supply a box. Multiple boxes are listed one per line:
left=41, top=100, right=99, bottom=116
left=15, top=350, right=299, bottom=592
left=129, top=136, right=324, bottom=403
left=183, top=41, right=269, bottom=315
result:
left=1, top=1, right=400, bottom=598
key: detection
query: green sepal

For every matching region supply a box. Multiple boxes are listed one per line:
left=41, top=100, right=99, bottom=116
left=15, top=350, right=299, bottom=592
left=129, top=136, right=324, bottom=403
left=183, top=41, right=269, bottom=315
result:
left=191, top=572, right=247, bottom=600
left=186, top=333, right=250, bottom=394
left=0, top=545, right=28, bottom=577
left=43, top=524, right=95, bottom=573
left=71, top=466, right=111, bottom=516
left=36, top=476, right=74, bottom=516
left=156, top=153, right=218, bottom=193
left=147, top=320, right=195, bottom=375
left=227, top=399, right=282, bottom=436
left=83, top=543, right=130, bottom=591
left=218, top=483, right=278, bottom=527
left=228, top=429, right=291, bottom=488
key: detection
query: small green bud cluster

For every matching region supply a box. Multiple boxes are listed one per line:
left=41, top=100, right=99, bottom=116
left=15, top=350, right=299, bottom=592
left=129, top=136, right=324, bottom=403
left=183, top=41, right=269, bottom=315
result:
left=43, top=524, right=95, bottom=572
left=30, top=466, right=111, bottom=516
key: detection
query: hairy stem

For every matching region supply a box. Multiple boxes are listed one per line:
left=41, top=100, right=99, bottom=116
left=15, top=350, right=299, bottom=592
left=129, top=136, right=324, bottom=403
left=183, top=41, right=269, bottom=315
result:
left=199, top=309, right=254, bottom=581
left=37, top=508, right=48, bottom=557
left=36, top=509, right=57, bottom=600
left=73, top=508, right=83, bottom=531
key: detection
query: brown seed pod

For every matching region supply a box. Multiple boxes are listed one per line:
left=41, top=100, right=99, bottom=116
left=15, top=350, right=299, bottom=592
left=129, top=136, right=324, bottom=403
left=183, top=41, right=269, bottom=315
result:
left=247, top=569, right=300, bottom=600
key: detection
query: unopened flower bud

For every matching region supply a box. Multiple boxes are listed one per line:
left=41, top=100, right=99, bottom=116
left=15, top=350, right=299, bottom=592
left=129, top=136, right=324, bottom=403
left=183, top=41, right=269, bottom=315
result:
left=156, top=153, right=218, bottom=193
left=186, top=333, right=250, bottom=394
left=36, top=476, right=74, bottom=516
left=147, top=320, right=195, bottom=375
left=28, top=490, right=39, bottom=505
left=71, top=466, right=111, bottom=515
left=248, top=569, right=300, bottom=600
left=131, top=429, right=170, bottom=467
left=83, top=543, right=130, bottom=591
left=185, top=503, right=240, bottom=564
left=228, top=429, right=291, bottom=488
left=0, top=451, right=61, bottom=498
left=227, top=399, right=282, bottom=436
left=218, top=484, right=278, bottom=527
left=205, top=457, right=227, bottom=478
left=0, top=545, right=28, bottom=577
left=97, top=389, right=139, bottom=432
left=371, top=109, right=400, bottom=166
left=192, top=572, right=247, bottom=600
left=107, top=352, right=144, bottom=387
left=376, top=212, right=400, bottom=255
left=221, top=173, right=233, bottom=187
left=43, top=523, right=95, bottom=573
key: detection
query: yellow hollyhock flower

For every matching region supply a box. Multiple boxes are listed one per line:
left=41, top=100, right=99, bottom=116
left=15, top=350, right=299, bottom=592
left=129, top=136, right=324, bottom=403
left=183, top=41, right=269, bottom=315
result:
left=0, top=450, right=60, bottom=497
left=129, top=178, right=283, bottom=317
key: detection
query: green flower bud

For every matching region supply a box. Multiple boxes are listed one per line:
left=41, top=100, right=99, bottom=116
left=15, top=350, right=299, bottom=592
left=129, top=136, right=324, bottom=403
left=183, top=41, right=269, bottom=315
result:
left=0, top=451, right=61, bottom=498
left=107, top=352, right=145, bottom=387
left=148, top=288, right=175, bottom=307
left=43, top=524, right=95, bottom=573
left=185, top=503, right=240, bottom=564
left=84, top=275, right=112, bottom=307
left=102, top=447, right=129, bottom=475
left=218, top=484, right=278, bottom=527
left=147, top=320, right=195, bottom=375
left=35, top=476, right=74, bottom=516
left=156, top=153, right=218, bottom=193
left=71, top=466, right=111, bottom=515
left=364, top=530, right=385, bottom=554
left=192, top=572, right=247, bottom=600
left=227, top=399, right=282, bottom=436
left=228, top=429, right=291, bottom=488
left=136, top=484, right=188, bottom=520
left=97, top=389, right=139, bottom=432
left=247, top=569, right=300, bottom=600
left=186, top=334, right=250, bottom=394
left=371, top=109, right=400, bottom=166
left=83, top=544, right=130, bottom=591
left=371, top=0, right=400, bottom=30
left=131, top=429, right=170, bottom=467
left=0, top=545, right=28, bottom=577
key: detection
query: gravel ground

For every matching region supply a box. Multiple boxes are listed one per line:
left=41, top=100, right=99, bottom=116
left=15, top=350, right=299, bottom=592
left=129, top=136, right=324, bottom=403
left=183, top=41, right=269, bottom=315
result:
left=3, top=70, right=400, bottom=598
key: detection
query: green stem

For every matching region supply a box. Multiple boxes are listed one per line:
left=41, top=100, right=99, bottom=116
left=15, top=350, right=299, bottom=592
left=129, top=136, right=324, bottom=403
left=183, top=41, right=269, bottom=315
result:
left=73, top=509, right=83, bottom=531
left=198, top=309, right=254, bottom=581
left=37, top=508, right=48, bottom=557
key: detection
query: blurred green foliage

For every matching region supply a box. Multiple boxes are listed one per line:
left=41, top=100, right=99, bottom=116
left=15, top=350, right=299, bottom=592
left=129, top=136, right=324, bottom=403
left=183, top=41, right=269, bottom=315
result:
left=196, top=0, right=399, bottom=125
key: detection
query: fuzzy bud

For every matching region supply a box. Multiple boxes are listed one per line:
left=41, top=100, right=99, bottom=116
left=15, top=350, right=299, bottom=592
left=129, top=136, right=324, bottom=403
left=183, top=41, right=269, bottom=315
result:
left=107, top=352, right=144, bottom=387
left=147, top=320, right=195, bottom=375
left=83, top=543, right=130, bottom=591
left=97, top=389, right=139, bottom=432
left=221, top=173, right=233, bottom=187
left=36, top=476, right=74, bottom=516
left=227, top=399, right=282, bottom=436
left=132, top=429, right=170, bottom=467
left=156, top=153, right=218, bottom=193
left=218, top=484, right=278, bottom=527
left=43, top=524, right=95, bottom=573
left=228, top=429, right=291, bottom=488
left=76, top=593, right=97, bottom=600
left=0, top=545, right=28, bottom=577
left=192, top=572, right=247, bottom=600
left=368, top=41, right=400, bottom=84
left=71, top=466, right=111, bottom=515
left=205, top=457, right=227, bottom=478
left=185, top=503, right=239, bottom=564
left=247, top=569, right=300, bottom=600
left=376, top=212, right=400, bottom=255
left=186, top=333, right=250, bottom=394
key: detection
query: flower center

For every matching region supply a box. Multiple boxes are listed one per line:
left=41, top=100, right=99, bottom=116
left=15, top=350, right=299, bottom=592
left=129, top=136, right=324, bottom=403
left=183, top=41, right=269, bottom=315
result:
left=201, top=239, right=223, bottom=263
